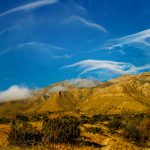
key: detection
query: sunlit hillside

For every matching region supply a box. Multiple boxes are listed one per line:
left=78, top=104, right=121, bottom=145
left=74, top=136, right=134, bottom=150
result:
left=0, top=73, right=150, bottom=117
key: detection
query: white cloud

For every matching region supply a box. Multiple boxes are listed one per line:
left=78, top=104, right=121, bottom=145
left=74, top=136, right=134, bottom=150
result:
left=0, top=85, right=32, bottom=102
left=64, top=59, right=150, bottom=77
left=0, top=0, right=59, bottom=17
left=95, top=29, right=150, bottom=51
left=48, top=79, right=100, bottom=91
left=64, top=16, right=107, bottom=32
left=67, top=78, right=101, bottom=88
left=137, top=64, right=150, bottom=71
left=118, top=29, right=150, bottom=46
left=48, top=86, right=67, bottom=93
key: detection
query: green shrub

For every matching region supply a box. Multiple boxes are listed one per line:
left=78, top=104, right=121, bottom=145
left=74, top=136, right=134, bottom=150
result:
left=122, top=114, right=150, bottom=144
left=42, top=115, right=81, bottom=144
left=85, top=127, right=102, bottom=134
left=92, top=114, right=110, bottom=122
left=123, top=123, right=141, bottom=142
left=8, top=121, right=43, bottom=147
left=79, top=114, right=110, bottom=125
left=79, top=115, right=92, bottom=124
left=107, top=117, right=122, bottom=133
left=0, top=117, right=11, bottom=124
left=140, top=118, right=150, bottom=133
left=138, top=118, right=150, bottom=143
left=29, top=114, right=48, bottom=122
left=16, top=114, right=28, bottom=122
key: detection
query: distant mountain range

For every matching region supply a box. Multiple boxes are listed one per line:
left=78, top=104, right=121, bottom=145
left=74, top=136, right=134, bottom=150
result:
left=1, top=72, right=150, bottom=116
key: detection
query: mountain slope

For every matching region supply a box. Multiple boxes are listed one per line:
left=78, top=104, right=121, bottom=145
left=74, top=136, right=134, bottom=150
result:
left=0, top=72, right=150, bottom=116
left=26, top=72, right=150, bottom=115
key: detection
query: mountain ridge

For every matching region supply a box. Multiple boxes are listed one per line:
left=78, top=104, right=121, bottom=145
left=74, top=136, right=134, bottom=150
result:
left=0, top=72, right=150, bottom=116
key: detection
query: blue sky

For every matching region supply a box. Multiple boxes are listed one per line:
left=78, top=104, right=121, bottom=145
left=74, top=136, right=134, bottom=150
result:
left=0, top=0, right=150, bottom=90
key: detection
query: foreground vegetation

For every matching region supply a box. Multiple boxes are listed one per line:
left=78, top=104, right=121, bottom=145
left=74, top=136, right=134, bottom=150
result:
left=0, top=112, right=150, bottom=149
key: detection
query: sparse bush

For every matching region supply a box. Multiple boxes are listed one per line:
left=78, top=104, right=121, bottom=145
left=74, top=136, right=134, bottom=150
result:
left=42, top=115, right=81, bottom=144
left=113, top=114, right=122, bottom=120
left=92, top=114, right=110, bottom=123
left=8, top=121, right=43, bottom=147
left=79, top=115, right=92, bottom=124
left=107, top=117, right=122, bottom=133
left=138, top=118, right=150, bottom=142
left=29, top=114, right=48, bottom=122
left=79, top=114, right=110, bottom=125
left=0, top=117, right=11, bottom=124
left=85, top=127, right=102, bottom=134
left=123, top=123, right=141, bottom=143
left=16, top=114, right=28, bottom=122
left=122, top=118, right=150, bottom=145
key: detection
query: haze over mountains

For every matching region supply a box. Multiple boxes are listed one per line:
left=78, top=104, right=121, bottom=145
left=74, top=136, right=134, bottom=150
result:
left=0, top=72, right=150, bottom=117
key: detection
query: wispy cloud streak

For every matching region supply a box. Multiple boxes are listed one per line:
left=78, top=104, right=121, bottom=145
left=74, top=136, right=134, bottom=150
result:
left=0, top=0, right=58, bottom=17
left=0, top=42, right=65, bottom=56
left=64, top=59, right=150, bottom=76
left=64, top=16, right=107, bottom=32
left=94, top=29, right=150, bottom=51
left=118, top=29, right=150, bottom=46
left=70, top=2, right=87, bottom=14
left=17, top=42, right=65, bottom=50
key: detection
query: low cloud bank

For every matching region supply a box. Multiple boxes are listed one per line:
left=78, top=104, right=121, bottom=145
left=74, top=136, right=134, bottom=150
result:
left=0, top=85, right=32, bottom=102
left=67, top=78, right=101, bottom=88
left=48, top=86, right=67, bottom=93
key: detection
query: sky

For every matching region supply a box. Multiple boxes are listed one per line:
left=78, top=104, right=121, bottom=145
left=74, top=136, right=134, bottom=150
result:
left=0, top=0, right=150, bottom=91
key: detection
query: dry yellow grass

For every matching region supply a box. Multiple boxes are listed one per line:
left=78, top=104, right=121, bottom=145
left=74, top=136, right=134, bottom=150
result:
left=29, top=122, right=43, bottom=131
left=103, top=137, right=142, bottom=150
left=0, top=124, right=11, bottom=146
left=81, top=123, right=144, bottom=150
